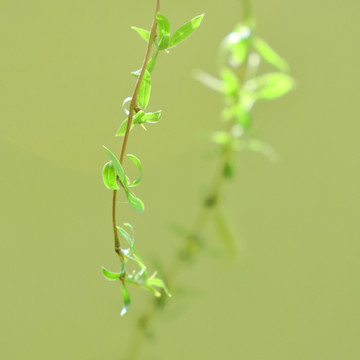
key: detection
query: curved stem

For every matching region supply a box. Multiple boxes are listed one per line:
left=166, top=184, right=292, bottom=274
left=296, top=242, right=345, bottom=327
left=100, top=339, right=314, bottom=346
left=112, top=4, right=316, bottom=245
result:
left=112, top=0, right=161, bottom=259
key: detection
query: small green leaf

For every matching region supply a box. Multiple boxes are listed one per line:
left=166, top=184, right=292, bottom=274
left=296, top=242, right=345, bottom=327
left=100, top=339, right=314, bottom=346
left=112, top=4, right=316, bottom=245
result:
left=103, top=146, right=128, bottom=187
left=169, top=14, right=204, bottom=48
left=125, top=190, right=145, bottom=212
left=117, top=226, right=133, bottom=248
left=123, top=223, right=134, bottom=239
left=131, top=26, right=150, bottom=42
left=102, top=266, right=125, bottom=281
left=102, top=161, right=119, bottom=190
left=146, top=277, right=172, bottom=297
left=221, top=68, right=239, bottom=96
left=226, top=26, right=251, bottom=66
left=253, top=37, right=290, bottom=72
left=120, top=284, right=131, bottom=316
left=116, top=119, right=135, bottom=137
left=133, top=110, right=146, bottom=124
left=248, top=73, right=294, bottom=100
left=138, top=70, right=151, bottom=110
left=194, top=70, right=223, bottom=92
left=158, top=35, right=170, bottom=50
left=123, top=249, right=145, bottom=268
left=145, top=285, right=161, bottom=297
left=145, top=110, right=162, bottom=123
left=147, top=48, right=160, bottom=73
left=156, top=13, right=170, bottom=36
left=127, top=154, right=143, bottom=187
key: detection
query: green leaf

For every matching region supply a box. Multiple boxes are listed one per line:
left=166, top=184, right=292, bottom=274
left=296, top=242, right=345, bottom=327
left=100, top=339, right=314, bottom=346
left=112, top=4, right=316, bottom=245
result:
left=103, top=146, right=128, bottom=187
left=123, top=223, right=134, bottom=239
left=248, top=72, right=294, bottom=100
left=123, top=249, right=145, bottom=268
left=125, top=190, right=145, bottom=212
left=102, top=266, right=125, bottom=281
left=194, top=70, right=223, bottom=92
left=253, top=37, right=290, bottom=72
left=102, top=161, right=119, bottom=190
left=146, top=277, right=172, bottom=297
left=145, top=110, right=162, bottom=123
left=138, top=70, right=151, bottom=110
left=221, top=68, right=239, bottom=96
left=156, top=13, right=170, bottom=36
left=127, top=154, right=143, bottom=187
left=169, top=14, right=204, bottom=48
left=226, top=26, right=251, bottom=66
left=120, top=284, right=131, bottom=316
left=131, top=26, right=150, bottom=42
left=116, top=119, right=134, bottom=137
left=158, top=35, right=170, bottom=50
left=212, top=131, right=232, bottom=146
left=117, top=226, right=133, bottom=248
left=133, top=110, right=146, bottom=124
left=147, top=48, right=160, bottom=73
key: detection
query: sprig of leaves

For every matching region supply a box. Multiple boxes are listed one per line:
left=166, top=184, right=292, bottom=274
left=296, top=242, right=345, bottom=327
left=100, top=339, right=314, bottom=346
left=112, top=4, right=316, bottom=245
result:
left=101, top=6, right=204, bottom=316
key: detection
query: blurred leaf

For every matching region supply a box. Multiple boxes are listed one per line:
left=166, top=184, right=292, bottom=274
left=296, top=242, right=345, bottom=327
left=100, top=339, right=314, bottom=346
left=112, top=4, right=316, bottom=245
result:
left=194, top=70, right=223, bottom=92
left=169, top=14, right=204, bottom=48
left=138, top=70, right=151, bottom=109
left=226, top=26, right=251, bottom=66
left=146, top=276, right=172, bottom=297
left=145, top=110, right=162, bottom=123
left=213, top=209, right=236, bottom=256
left=223, top=161, right=234, bottom=179
left=102, top=266, right=125, bottom=281
left=123, top=249, right=145, bottom=268
left=133, top=110, right=146, bottom=124
left=117, top=226, right=133, bottom=248
left=131, top=26, right=150, bottom=42
left=103, top=146, right=128, bottom=187
left=253, top=37, right=290, bottom=72
left=120, top=284, right=131, bottom=316
left=116, top=119, right=134, bottom=137
left=221, top=68, right=239, bottom=96
left=123, top=223, right=134, bottom=239
left=127, top=154, right=143, bottom=187
left=125, top=190, right=145, bottom=213
left=212, top=131, right=232, bottom=146
left=102, top=161, right=119, bottom=190
left=247, top=72, right=294, bottom=100
left=236, top=104, right=251, bottom=130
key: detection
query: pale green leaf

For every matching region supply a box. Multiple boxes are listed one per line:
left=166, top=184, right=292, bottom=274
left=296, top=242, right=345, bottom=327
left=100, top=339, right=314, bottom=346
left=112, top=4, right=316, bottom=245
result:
left=145, top=110, right=162, bottom=123
left=131, top=26, right=150, bottom=42
left=125, top=190, right=144, bottom=213
left=117, top=226, right=133, bottom=248
left=103, top=146, right=128, bottom=187
left=169, top=14, right=204, bottom=48
left=116, top=119, right=134, bottom=137
left=127, top=154, right=143, bottom=187
left=133, top=110, right=146, bottom=124
left=146, top=277, right=172, bottom=297
left=102, top=266, right=125, bottom=281
left=253, top=37, right=290, bottom=72
left=102, top=161, right=119, bottom=190
left=122, top=97, right=132, bottom=115
left=120, top=284, right=131, bottom=316
left=138, top=70, right=151, bottom=109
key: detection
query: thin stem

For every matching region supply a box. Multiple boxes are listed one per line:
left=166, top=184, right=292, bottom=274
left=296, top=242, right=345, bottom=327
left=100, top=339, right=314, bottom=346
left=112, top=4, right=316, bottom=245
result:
left=112, top=0, right=161, bottom=259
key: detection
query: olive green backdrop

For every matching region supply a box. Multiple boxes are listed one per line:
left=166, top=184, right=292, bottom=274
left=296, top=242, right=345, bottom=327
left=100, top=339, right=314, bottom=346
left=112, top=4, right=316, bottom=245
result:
left=1, top=0, right=359, bottom=359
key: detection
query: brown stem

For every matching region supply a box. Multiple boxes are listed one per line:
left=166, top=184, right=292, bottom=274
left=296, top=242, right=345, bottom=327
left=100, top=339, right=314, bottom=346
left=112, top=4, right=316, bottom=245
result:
left=112, top=0, right=161, bottom=258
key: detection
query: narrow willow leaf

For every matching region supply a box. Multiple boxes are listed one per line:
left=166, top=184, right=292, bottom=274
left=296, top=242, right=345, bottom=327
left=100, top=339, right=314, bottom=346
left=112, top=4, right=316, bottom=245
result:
left=249, top=73, right=294, bottom=100
left=253, top=37, right=290, bottom=72
left=123, top=249, right=145, bottom=268
left=120, top=284, right=131, bottom=316
left=236, top=104, right=251, bottom=130
left=156, top=13, right=170, bottom=36
left=169, top=14, right=204, bottom=48
left=213, top=209, right=236, bottom=256
left=194, top=70, right=223, bottom=92
left=125, top=190, right=145, bottom=212
left=226, top=26, right=251, bottom=66
left=221, top=68, right=239, bottom=96
left=127, top=154, right=143, bottom=187
left=102, top=161, right=119, bottom=190
left=122, top=97, right=132, bottom=115
left=102, top=266, right=124, bottom=281
left=158, top=35, right=170, bottom=50
left=116, top=119, right=134, bottom=137
left=147, top=48, right=159, bottom=73
left=131, top=26, right=150, bottom=42
left=145, top=285, right=161, bottom=297
left=103, top=146, right=128, bottom=187
left=138, top=70, right=151, bottom=110
left=145, top=110, right=162, bottom=123
left=117, top=226, right=133, bottom=248
left=133, top=110, right=146, bottom=124
left=146, top=277, right=172, bottom=297
left=123, top=223, right=134, bottom=239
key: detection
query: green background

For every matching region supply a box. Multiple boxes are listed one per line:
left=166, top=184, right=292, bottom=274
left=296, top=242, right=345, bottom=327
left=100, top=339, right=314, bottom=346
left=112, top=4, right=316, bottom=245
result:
left=1, top=0, right=359, bottom=359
